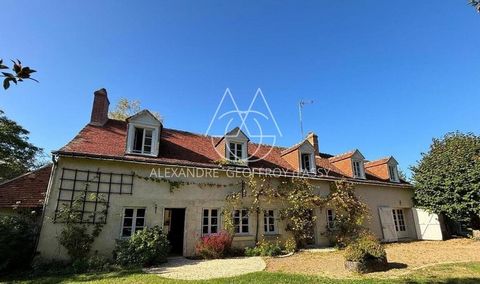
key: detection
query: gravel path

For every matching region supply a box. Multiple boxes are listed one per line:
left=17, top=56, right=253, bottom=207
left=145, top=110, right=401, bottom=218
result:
left=145, top=256, right=266, bottom=280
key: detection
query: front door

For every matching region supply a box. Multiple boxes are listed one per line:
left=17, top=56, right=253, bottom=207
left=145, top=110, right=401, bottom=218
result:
left=163, top=208, right=186, bottom=255
left=392, top=209, right=408, bottom=239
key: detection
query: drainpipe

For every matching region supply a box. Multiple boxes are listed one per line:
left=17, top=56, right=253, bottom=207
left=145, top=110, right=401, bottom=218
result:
left=255, top=207, right=260, bottom=243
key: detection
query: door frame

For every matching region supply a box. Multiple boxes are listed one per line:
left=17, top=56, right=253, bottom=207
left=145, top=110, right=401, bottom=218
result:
left=162, top=207, right=187, bottom=256
left=392, top=208, right=409, bottom=239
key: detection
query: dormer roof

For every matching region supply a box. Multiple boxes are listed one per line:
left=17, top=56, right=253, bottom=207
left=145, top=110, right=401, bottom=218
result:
left=328, top=149, right=365, bottom=162
left=214, top=127, right=250, bottom=147
left=280, top=138, right=314, bottom=156
left=126, top=110, right=162, bottom=125
left=365, top=156, right=398, bottom=168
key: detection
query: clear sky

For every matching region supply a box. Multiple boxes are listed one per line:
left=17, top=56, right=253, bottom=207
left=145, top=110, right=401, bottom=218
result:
left=1, top=1, right=479, bottom=176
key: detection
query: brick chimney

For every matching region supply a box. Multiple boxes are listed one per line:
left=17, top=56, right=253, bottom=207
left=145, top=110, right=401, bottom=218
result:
left=307, top=132, right=319, bottom=155
left=90, top=88, right=110, bottom=126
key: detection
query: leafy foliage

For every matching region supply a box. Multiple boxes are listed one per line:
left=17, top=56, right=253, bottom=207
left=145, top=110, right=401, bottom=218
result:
left=326, top=180, right=370, bottom=247
left=195, top=230, right=233, bottom=259
left=344, top=233, right=386, bottom=263
left=470, top=0, right=480, bottom=13
left=71, top=256, right=111, bottom=273
left=278, top=178, right=323, bottom=247
left=0, top=110, right=42, bottom=181
left=0, top=215, right=37, bottom=272
left=245, top=238, right=282, bottom=257
left=56, top=189, right=106, bottom=261
left=284, top=236, right=297, bottom=253
left=114, top=226, right=170, bottom=267
left=108, top=98, right=161, bottom=121
left=411, top=132, right=480, bottom=229
left=0, top=59, right=38, bottom=90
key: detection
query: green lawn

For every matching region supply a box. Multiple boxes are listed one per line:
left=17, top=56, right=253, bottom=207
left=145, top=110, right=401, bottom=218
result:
left=2, top=262, right=480, bottom=284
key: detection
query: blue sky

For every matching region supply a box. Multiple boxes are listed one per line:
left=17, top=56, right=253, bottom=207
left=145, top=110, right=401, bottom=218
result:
left=1, top=1, right=479, bottom=176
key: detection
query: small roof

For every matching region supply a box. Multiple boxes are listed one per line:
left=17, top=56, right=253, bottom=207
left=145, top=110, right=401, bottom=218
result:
left=0, top=164, right=52, bottom=208
left=126, top=109, right=162, bottom=124
left=280, top=138, right=314, bottom=156
left=328, top=149, right=364, bottom=163
left=365, top=156, right=397, bottom=168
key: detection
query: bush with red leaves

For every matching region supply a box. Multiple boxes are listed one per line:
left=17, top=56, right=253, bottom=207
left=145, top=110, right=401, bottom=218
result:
left=195, top=230, right=233, bottom=259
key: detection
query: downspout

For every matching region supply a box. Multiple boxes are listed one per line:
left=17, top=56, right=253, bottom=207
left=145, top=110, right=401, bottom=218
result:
left=32, top=154, right=58, bottom=262
left=255, top=206, right=260, bottom=243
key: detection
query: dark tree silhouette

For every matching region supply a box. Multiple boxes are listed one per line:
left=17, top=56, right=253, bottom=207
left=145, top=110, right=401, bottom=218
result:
left=0, top=59, right=38, bottom=90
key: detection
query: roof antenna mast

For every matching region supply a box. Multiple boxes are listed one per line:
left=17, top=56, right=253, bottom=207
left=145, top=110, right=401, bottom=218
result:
left=298, top=99, right=314, bottom=139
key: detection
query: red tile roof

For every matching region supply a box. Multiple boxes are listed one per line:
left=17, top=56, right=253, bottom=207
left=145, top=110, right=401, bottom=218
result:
left=0, top=165, right=52, bottom=208
left=328, top=150, right=357, bottom=162
left=55, top=120, right=410, bottom=186
left=365, top=157, right=391, bottom=168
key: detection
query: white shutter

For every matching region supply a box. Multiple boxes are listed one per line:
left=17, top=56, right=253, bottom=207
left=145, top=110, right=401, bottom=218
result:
left=412, top=208, right=443, bottom=240
left=378, top=207, right=398, bottom=242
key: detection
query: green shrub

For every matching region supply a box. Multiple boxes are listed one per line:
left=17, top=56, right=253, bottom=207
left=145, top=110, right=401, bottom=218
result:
left=284, top=237, right=297, bottom=253
left=245, top=239, right=282, bottom=257
left=0, top=215, right=37, bottom=272
left=114, top=226, right=170, bottom=267
left=71, top=255, right=111, bottom=273
left=344, top=234, right=386, bottom=263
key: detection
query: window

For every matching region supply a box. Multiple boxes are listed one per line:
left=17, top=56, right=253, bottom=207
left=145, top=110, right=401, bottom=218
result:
left=264, top=210, right=276, bottom=234
left=301, top=153, right=312, bottom=172
left=352, top=160, right=364, bottom=178
left=392, top=209, right=406, bottom=232
left=132, top=127, right=153, bottom=154
left=121, top=208, right=146, bottom=238
left=326, top=209, right=335, bottom=229
left=389, top=165, right=399, bottom=182
left=228, top=142, right=244, bottom=161
left=202, top=209, right=219, bottom=235
left=233, top=209, right=249, bottom=234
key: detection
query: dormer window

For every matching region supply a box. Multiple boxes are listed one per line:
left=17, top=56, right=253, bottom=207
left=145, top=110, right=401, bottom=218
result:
left=126, top=110, right=161, bottom=157
left=389, top=165, right=399, bottom=182
left=228, top=142, right=244, bottom=162
left=215, top=127, right=249, bottom=164
left=352, top=160, right=365, bottom=179
left=133, top=127, right=153, bottom=154
left=301, top=153, right=313, bottom=172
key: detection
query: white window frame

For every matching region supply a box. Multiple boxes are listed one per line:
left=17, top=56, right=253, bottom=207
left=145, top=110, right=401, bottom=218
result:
left=263, top=209, right=277, bottom=234
left=202, top=208, right=220, bottom=235
left=352, top=160, right=365, bottom=179
left=300, top=153, right=313, bottom=172
left=227, top=141, right=246, bottom=162
left=392, top=209, right=406, bottom=232
left=389, top=165, right=399, bottom=182
left=121, top=207, right=146, bottom=238
left=233, top=209, right=249, bottom=234
left=126, top=122, right=159, bottom=157
left=132, top=126, right=154, bottom=154
left=326, top=208, right=335, bottom=229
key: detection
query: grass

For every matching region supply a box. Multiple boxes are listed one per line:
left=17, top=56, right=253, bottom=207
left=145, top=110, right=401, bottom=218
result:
left=2, top=262, right=480, bottom=284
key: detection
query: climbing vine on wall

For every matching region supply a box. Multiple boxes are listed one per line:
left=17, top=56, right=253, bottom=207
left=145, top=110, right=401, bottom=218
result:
left=325, top=180, right=370, bottom=247
left=135, top=174, right=242, bottom=193
left=137, top=170, right=370, bottom=248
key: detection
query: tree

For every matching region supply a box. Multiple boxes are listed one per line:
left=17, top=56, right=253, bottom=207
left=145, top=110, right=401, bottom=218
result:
left=0, top=59, right=37, bottom=90
left=470, top=0, right=480, bottom=13
left=411, top=132, right=480, bottom=229
left=108, top=98, right=161, bottom=121
left=0, top=110, right=42, bottom=181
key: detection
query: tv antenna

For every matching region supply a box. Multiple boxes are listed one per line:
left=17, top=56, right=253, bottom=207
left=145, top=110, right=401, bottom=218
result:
left=298, top=99, right=314, bottom=138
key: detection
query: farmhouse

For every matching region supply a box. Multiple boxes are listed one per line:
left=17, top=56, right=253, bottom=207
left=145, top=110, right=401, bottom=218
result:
left=36, top=89, right=441, bottom=259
